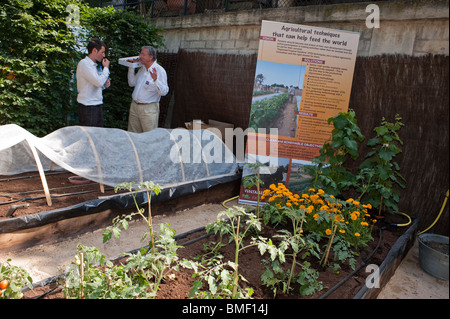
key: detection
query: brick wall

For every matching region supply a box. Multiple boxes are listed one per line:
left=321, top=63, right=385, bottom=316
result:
left=153, top=0, right=449, bottom=56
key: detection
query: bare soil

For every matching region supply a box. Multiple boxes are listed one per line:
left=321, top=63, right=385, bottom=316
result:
left=270, top=99, right=297, bottom=138
left=0, top=171, right=121, bottom=219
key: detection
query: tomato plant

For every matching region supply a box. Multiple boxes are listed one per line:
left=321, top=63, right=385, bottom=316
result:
left=0, top=259, right=33, bottom=299
left=0, top=279, right=9, bottom=290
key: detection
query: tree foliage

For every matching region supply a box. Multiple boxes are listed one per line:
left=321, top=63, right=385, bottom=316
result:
left=0, top=0, right=164, bottom=135
left=0, top=0, right=82, bottom=135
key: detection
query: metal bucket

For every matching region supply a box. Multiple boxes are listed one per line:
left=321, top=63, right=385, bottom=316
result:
left=417, top=233, right=449, bottom=281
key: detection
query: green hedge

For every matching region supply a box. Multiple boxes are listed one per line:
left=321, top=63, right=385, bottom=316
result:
left=0, top=0, right=164, bottom=136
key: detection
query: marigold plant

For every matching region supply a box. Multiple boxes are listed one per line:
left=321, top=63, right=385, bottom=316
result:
left=261, top=185, right=375, bottom=249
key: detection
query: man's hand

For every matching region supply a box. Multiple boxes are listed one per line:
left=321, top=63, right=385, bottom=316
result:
left=149, top=68, right=157, bottom=82
left=105, top=79, right=111, bottom=88
left=102, top=58, right=110, bottom=68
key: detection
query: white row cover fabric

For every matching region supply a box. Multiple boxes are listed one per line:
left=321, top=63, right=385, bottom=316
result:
left=0, top=124, right=238, bottom=188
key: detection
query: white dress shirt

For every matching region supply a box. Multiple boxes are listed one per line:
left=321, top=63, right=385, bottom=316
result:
left=128, top=60, right=169, bottom=104
left=76, top=56, right=110, bottom=105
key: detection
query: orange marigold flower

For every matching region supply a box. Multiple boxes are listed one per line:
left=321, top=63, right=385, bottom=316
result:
left=325, top=229, right=332, bottom=236
left=354, top=232, right=361, bottom=237
left=361, top=222, right=369, bottom=227
left=339, top=229, right=345, bottom=234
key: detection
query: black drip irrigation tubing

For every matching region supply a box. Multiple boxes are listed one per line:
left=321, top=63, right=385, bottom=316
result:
left=320, top=217, right=420, bottom=299
left=1, top=173, right=242, bottom=233
left=319, top=226, right=384, bottom=299
left=0, top=170, right=68, bottom=183
left=0, top=188, right=115, bottom=206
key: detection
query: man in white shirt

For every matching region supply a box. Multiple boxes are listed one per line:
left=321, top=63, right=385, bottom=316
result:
left=127, top=46, right=169, bottom=133
left=76, top=38, right=111, bottom=127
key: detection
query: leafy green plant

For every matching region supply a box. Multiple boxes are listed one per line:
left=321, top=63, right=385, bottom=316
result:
left=122, top=223, right=198, bottom=298
left=60, top=180, right=196, bottom=299
left=308, top=109, right=365, bottom=196
left=65, top=206, right=197, bottom=298
left=0, top=259, right=33, bottom=299
left=190, top=255, right=253, bottom=299
left=63, top=244, right=152, bottom=299
left=357, top=114, right=406, bottom=215
left=242, top=162, right=267, bottom=218
left=103, top=181, right=161, bottom=253
left=191, top=207, right=262, bottom=299
left=258, top=203, right=322, bottom=296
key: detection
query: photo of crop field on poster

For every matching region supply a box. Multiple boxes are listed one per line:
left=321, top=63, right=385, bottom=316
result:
left=239, top=20, right=360, bottom=205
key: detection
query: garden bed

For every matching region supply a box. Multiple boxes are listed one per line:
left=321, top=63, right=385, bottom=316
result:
left=0, top=170, right=241, bottom=252
left=22, top=211, right=418, bottom=300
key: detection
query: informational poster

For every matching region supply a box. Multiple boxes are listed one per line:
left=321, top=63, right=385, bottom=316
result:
left=239, top=20, right=360, bottom=205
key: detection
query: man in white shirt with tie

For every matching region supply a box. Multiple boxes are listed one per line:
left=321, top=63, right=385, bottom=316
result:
left=127, top=46, right=169, bottom=133
left=76, top=38, right=110, bottom=127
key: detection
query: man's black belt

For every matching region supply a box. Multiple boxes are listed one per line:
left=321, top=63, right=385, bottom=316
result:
left=78, top=103, right=103, bottom=107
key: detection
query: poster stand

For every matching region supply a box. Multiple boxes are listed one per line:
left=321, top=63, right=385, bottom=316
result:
left=239, top=21, right=360, bottom=205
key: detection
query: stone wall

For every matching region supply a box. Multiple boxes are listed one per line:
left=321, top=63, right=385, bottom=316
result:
left=153, top=0, right=449, bottom=56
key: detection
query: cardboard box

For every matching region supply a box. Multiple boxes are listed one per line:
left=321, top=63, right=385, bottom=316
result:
left=118, top=56, right=142, bottom=68
left=207, top=119, right=234, bottom=141
left=185, top=119, right=234, bottom=141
